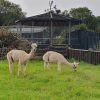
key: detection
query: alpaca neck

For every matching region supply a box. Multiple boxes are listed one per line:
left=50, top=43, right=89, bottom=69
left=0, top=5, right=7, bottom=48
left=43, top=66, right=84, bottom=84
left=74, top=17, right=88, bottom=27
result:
left=28, top=49, right=35, bottom=59
left=64, top=60, right=73, bottom=68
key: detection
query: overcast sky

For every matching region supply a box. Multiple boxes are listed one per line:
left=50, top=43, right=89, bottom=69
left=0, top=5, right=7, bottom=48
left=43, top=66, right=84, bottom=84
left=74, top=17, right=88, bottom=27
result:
left=8, top=0, right=100, bottom=17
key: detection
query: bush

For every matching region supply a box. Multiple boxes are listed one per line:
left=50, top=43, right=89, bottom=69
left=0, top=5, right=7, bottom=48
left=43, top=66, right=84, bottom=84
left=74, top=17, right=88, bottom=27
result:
left=0, top=27, right=31, bottom=58
left=72, top=24, right=87, bottom=31
left=0, top=27, right=20, bottom=47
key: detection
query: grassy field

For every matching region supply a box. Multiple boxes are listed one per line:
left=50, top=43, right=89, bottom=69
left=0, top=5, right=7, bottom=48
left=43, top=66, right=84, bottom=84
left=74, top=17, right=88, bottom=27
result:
left=0, top=59, right=100, bottom=100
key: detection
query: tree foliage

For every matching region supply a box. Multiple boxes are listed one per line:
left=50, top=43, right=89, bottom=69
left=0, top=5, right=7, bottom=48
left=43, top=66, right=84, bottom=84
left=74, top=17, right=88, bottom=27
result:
left=96, top=16, right=100, bottom=26
left=69, top=7, right=97, bottom=31
left=73, top=24, right=87, bottom=31
left=0, top=0, right=26, bottom=25
left=61, top=10, right=69, bottom=16
left=86, top=15, right=97, bottom=31
left=69, top=7, right=92, bottom=20
left=95, top=16, right=100, bottom=32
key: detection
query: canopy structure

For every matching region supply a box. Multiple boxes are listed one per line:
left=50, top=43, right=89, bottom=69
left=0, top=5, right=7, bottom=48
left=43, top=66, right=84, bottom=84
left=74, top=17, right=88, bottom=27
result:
left=16, top=11, right=82, bottom=46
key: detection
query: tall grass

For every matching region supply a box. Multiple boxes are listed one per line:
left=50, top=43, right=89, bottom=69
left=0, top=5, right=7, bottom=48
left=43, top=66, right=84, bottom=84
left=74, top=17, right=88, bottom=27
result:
left=0, top=60, right=100, bottom=100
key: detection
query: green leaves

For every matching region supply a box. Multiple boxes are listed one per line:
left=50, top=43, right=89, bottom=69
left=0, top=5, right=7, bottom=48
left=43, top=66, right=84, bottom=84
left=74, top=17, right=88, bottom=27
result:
left=0, top=0, right=26, bottom=25
left=69, top=7, right=97, bottom=31
left=69, top=7, right=92, bottom=20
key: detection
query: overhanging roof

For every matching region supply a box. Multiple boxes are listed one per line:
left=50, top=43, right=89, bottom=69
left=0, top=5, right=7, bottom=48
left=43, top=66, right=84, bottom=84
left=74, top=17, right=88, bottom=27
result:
left=16, top=12, right=82, bottom=26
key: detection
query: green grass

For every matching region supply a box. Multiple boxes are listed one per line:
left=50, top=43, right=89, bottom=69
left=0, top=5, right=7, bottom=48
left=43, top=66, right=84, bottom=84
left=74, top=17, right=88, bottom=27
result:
left=0, top=59, right=100, bottom=100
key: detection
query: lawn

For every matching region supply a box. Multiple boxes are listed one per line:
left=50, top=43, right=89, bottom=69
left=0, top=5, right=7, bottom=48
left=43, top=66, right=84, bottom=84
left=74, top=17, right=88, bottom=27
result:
left=0, top=59, right=100, bottom=100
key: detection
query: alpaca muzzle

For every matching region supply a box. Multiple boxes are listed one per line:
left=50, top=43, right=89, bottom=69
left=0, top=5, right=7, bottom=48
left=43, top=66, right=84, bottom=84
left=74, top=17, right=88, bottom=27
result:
left=73, top=64, right=77, bottom=71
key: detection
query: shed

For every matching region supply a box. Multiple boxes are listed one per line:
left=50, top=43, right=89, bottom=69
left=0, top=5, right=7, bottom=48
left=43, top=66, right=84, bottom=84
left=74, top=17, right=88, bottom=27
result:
left=15, top=11, right=81, bottom=47
left=70, top=30, right=100, bottom=50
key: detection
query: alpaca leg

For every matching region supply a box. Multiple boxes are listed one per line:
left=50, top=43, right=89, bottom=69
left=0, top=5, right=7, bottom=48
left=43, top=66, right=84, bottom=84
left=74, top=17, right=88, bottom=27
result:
left=18, top=62, right=21, bottom=76
left=47, top=62, right=50, bottom=70
left=44, top=62, right=47, bottom=70
left=8, top=62, right=13, bottom=74
left=57, top=63, right=61, bottom=71
left=23, top=63, right=27, bottom=76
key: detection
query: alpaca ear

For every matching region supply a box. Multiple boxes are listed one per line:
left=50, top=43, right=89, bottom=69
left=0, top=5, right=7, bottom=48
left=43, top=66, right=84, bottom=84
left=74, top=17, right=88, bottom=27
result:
left=34, top=43, right=37, bottom=47
left=73, top=61, right=76, bottom=64
left=31, top=43, right=37, bottom=48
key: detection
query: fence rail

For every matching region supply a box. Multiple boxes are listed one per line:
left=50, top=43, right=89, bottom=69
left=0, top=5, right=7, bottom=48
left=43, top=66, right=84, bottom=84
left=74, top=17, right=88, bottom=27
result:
left=67, top=48, right=100, bottom=64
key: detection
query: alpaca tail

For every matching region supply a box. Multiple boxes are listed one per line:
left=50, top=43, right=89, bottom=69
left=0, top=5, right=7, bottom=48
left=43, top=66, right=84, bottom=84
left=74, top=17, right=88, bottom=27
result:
left=43, top=52, right=50, bottom=62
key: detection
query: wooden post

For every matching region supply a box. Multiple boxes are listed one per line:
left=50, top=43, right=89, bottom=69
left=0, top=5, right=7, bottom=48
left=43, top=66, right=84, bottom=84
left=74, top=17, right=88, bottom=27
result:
left=32, top=21, right=34, bottom=42
left=50, top=12, right=53, bottom=46
left=68, top=21, right=71, bottom=47
left=16, top=23, right=19, bottom=34
left=19, top=22, right=22, bottom=37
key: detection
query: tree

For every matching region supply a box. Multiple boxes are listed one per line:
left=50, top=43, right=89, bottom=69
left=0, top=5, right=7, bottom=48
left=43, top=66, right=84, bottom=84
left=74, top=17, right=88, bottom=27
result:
left=69, top=7, right=97, bottom=30
left=69, top=7, right=92, bottom=21
left=95, top=16, right=100, bottom=32
left=96, top=16, right=100, bottom=26
left=0, top=0, right=26, bottom=25
left=61, top=10, right=69, bottom=16
left=85, top=15, right=97, bottom=31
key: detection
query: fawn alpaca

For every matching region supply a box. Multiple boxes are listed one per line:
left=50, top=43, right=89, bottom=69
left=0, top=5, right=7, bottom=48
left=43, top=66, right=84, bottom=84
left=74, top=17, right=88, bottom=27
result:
left=43, top=51, right=79, bottom=71
left=7, top=43, right=37, bottom=76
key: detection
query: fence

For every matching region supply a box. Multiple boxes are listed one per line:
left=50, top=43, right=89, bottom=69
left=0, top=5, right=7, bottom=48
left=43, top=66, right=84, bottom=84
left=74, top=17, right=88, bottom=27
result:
left=36, top=44, right=67, bottom=57
left=67, top=48, right=100, bottom=64
left=0, top=47, right=100, bottom=64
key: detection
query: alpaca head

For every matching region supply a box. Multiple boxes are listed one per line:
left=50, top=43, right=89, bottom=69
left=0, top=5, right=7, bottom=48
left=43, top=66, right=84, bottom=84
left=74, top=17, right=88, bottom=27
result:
left=31, top=43, right=37, bottom=52
left=72, top=62, right=79, bottom=71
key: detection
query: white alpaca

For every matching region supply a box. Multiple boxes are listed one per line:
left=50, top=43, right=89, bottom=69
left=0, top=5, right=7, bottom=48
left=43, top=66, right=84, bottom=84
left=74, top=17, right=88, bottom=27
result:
left=7, top=43, right=37, bottom=76
left=43, top=51, right=79, bottom=71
